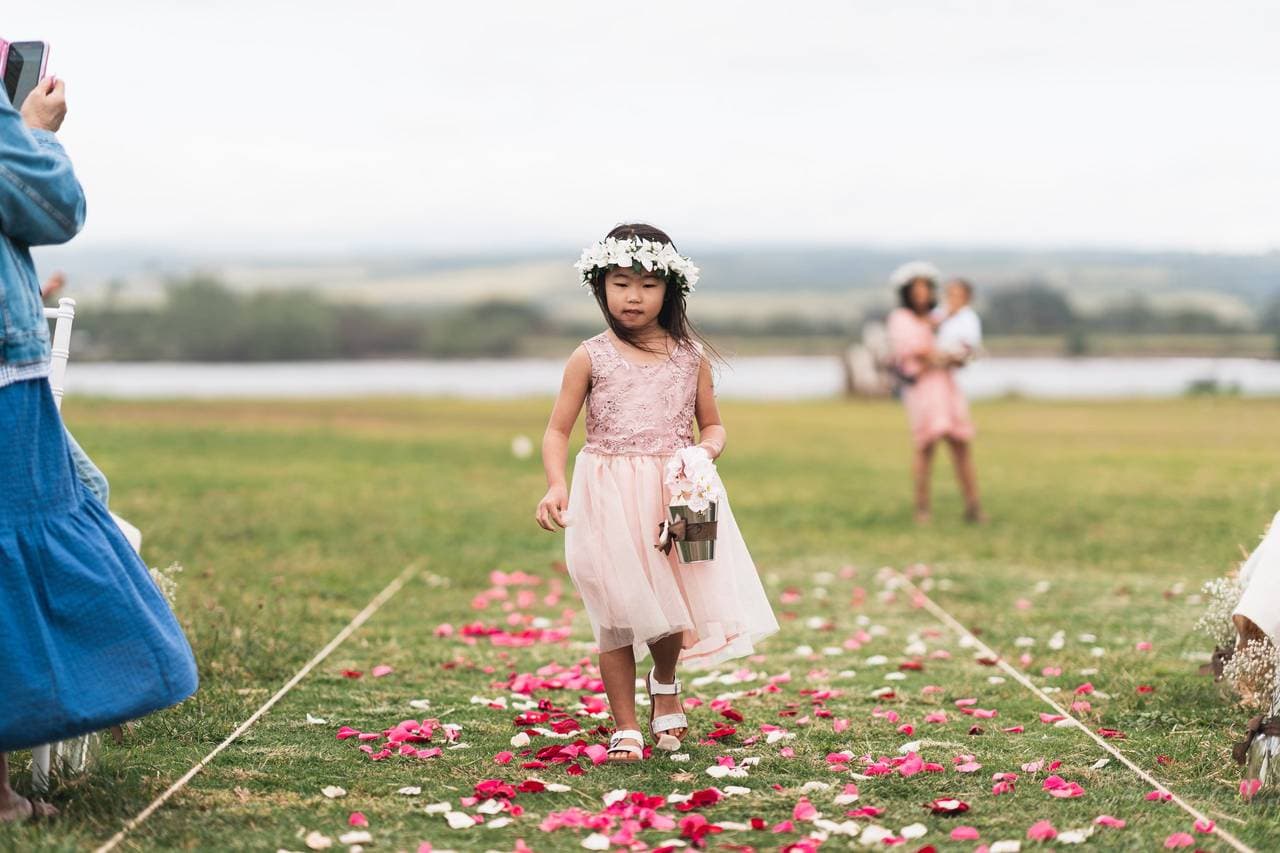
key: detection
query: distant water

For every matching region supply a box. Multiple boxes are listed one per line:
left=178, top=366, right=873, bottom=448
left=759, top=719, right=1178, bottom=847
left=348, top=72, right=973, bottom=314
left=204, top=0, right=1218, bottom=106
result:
left=61, top=357, right=1280, bottom=401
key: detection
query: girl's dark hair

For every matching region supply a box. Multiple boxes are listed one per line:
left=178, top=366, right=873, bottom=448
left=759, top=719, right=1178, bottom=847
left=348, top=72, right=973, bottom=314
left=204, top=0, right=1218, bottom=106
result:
left=589, top=222, right=719, bottom=361
left=898, top=277, right=938, bottom=315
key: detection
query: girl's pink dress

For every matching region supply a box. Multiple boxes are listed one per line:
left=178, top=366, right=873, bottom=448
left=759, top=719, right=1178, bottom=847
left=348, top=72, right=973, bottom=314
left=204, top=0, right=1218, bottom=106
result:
left=887, top=308, right=976, bottom=448
left=564, top=332, right=778, bottom=669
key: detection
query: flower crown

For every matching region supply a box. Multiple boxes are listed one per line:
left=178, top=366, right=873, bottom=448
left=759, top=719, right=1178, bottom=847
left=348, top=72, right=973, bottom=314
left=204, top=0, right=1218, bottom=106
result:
left=574, top=236, right=700, bottom=293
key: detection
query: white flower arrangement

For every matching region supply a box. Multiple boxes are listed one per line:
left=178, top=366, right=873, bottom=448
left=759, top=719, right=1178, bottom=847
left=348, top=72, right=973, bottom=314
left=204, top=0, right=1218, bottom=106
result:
left=574, top=236, right=700, bottom=293
left=1196, top=573, right=1244, bottom=650
left=664, top=446, right=722, bottom=513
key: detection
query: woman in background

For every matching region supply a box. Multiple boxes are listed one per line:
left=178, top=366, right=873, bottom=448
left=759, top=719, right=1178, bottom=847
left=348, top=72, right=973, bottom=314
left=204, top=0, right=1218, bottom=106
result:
left=886, top=262, right=984, bottom=524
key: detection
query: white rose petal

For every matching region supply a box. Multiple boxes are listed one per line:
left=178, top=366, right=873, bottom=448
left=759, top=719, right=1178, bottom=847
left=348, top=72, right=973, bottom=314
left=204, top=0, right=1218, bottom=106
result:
left=510, top=732, right=531, bottom=747
left=304, top=831, right=333, bottom=851
left=1091, top=758, right=1110, bottom=770
left=337, top=832, right=372, bottom=845
left=397, top=786, right=422, bottom=796
left=476, top=798, right=505, bottom=815
left=1058, top=828, right=1094, bottom=844
left=581, top=832, right=611, bottom=850
left=900, top=823, right=928, bottom=840
left=603, top=789, right=629, bottom=807
left=444, top=811, right=476, bottom=830
left=859, top=825, right=893, bottom=845
left=487, top=817, right=512, bottom=829
left=320, top=786, right=346, bottom=799
left=306, top=713, right=327, bottom=725
left=424, top=801, right=452, bottom=814
left=990, top=842, right=1022, bottom=853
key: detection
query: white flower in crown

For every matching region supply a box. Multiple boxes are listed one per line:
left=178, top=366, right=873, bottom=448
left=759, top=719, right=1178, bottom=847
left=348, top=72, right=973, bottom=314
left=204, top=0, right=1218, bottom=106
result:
left=575, top=235, right=700, bottom=293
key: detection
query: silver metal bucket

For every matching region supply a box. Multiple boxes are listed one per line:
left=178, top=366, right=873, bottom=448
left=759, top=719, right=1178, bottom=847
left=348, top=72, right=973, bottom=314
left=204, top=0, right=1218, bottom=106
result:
left=668, top=502, right=718, bottom=564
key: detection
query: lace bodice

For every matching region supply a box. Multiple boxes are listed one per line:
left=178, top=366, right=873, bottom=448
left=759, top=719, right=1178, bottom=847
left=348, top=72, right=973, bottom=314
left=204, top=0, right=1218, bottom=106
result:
left=581, top=332, right=701, bottom=456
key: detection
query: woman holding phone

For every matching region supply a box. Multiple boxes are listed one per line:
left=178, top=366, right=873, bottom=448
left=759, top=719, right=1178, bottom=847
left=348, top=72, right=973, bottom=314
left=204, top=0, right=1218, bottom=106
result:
left=0, top=75, right=198, bottom=822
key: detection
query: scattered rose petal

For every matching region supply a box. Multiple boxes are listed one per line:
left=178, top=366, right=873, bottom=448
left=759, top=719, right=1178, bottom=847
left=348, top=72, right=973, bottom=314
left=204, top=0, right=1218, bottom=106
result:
left=1027, top=820, right=1057, bottom=841
left=304, top=831, right=333, bottom=850
left=338, top=831, right=372, bottom=845
left=321, top=786, right=346, bottom=799
left=1164, top=833, right=1195, bottom=848
left=372, top=665, right=394, bottom=678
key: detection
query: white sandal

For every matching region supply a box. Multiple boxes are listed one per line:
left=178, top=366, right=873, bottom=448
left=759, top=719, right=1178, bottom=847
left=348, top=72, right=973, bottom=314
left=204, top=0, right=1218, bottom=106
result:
left=607, top=729, right=645, bottom=762
left=646, top=669, right=688, bottom=751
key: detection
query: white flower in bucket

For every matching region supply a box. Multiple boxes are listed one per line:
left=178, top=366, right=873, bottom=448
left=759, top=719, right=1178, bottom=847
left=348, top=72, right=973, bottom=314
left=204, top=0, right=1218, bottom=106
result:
left=659, top=447, right=723, bottom=563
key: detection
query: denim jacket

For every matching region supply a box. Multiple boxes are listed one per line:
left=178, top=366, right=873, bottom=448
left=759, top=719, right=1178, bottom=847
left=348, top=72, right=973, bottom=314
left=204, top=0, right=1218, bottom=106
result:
left=0, top=91, right=86, bottom=367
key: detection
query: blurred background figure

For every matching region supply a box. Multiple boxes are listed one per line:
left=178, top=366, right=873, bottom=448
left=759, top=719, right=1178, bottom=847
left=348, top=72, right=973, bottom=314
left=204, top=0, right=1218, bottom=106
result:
left=886, top=263, right=983, bottom=524
left=934, top=278, right=983, bottom=365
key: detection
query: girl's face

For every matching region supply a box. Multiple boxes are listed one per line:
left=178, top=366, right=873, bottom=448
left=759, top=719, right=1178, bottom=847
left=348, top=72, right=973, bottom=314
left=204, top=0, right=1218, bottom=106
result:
left=604, top=266, right=667, bottom=330
left=908, top=279, right=935, bottom=313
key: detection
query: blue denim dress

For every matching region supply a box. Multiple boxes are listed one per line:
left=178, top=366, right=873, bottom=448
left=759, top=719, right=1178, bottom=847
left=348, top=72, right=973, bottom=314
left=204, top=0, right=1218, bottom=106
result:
left=1, top=90, right=197, bottom=750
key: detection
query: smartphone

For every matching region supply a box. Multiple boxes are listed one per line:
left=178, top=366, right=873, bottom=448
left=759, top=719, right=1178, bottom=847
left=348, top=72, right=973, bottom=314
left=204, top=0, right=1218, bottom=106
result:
left=3, top=41, right=50, bottom=108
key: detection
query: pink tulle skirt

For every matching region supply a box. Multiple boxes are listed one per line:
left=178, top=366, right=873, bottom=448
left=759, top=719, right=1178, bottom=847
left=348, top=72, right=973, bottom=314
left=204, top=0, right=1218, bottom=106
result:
left=564, top=450, right=778, bottom=669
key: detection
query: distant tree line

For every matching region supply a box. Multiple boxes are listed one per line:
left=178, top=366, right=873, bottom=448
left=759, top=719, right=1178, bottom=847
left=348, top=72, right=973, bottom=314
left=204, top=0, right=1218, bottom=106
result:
left=72, top=277, right=549, bottom=360
left=981, top=280, right=1255, bottom=336
left=66, top=276, right=1279, bottom=361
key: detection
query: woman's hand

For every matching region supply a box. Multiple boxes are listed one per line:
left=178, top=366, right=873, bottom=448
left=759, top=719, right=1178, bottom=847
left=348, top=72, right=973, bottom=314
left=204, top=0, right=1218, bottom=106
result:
left=536, top=484, right=569, bottom=531
left=21, top=78, right=68, bottom=133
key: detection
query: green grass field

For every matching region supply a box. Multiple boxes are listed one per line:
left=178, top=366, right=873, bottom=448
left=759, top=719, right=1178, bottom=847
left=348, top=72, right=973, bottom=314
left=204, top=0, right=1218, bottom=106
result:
left=5, top=395, right=1280, bottom=852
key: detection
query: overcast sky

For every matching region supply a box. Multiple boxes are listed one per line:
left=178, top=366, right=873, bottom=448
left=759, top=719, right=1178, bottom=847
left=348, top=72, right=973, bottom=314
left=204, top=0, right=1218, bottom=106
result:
left=6, top=1, right=1278, bottom=254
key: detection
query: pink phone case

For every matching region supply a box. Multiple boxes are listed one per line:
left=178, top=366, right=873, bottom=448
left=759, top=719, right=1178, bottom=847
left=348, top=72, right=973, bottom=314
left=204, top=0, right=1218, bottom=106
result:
left=0, top=41, right=51, bottom=106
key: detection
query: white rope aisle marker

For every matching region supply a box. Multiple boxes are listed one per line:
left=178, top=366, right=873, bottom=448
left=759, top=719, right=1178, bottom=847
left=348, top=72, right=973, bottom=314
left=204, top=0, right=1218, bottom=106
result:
left=891, top=570, right=1256, bottom=853
left=93, top=563, right=421, bottom=853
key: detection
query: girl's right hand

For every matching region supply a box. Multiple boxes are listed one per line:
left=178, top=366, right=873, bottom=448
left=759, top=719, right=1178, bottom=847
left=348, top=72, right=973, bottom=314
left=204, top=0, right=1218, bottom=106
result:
left=536, top=485, right=569, bottom=531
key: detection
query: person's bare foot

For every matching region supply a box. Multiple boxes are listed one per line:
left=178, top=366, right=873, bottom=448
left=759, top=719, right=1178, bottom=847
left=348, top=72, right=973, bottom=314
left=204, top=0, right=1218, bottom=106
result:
left=914, top=508, right=932, bottom=525
left=964, top=505, right=987, bottom=524
left=0, top=790, right=58, bottom=822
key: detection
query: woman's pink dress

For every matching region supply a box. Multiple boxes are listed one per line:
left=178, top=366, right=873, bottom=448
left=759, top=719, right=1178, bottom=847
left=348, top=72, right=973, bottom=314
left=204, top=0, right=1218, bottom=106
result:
left=564, top=332, right=778, bottom=669
left=887, top=308, right=975, bottom=448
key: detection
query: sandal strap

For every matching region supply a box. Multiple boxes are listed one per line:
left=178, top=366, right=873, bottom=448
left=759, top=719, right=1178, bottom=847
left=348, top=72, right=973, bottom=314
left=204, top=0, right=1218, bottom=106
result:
left=609, top=730, right=645, bottom=756
left=650, top=713, right=688, bottom=735
left=647, top=669, right=682, bottom=695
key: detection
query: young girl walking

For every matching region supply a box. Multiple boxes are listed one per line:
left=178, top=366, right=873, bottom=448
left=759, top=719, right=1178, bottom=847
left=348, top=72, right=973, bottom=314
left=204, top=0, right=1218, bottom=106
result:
left=536, top=223, right=778, bottom=762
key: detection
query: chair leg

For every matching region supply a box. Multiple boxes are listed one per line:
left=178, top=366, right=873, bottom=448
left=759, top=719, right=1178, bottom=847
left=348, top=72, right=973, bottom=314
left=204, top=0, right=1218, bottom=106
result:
left=31, top=744, right=52, bottom=794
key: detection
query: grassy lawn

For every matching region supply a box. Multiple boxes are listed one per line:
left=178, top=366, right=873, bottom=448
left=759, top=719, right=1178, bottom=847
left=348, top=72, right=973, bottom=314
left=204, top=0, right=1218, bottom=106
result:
left=4, top=395, right=1280, bottom=851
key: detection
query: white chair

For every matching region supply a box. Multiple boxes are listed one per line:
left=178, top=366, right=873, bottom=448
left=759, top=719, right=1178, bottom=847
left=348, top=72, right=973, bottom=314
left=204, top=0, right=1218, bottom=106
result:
left=31, top=298, right=94, bottom=792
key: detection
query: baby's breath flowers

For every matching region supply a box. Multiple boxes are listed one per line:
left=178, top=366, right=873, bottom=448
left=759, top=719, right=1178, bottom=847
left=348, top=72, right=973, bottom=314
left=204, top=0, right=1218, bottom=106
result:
left=1195, top=574, right=1244, bottom=650
left=1224, top=637, right=1279, bottom=711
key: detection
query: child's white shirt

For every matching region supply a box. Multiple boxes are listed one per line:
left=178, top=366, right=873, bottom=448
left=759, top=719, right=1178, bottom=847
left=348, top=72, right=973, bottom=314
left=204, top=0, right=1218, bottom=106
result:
left=934, top=305, right=983, bottom=356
